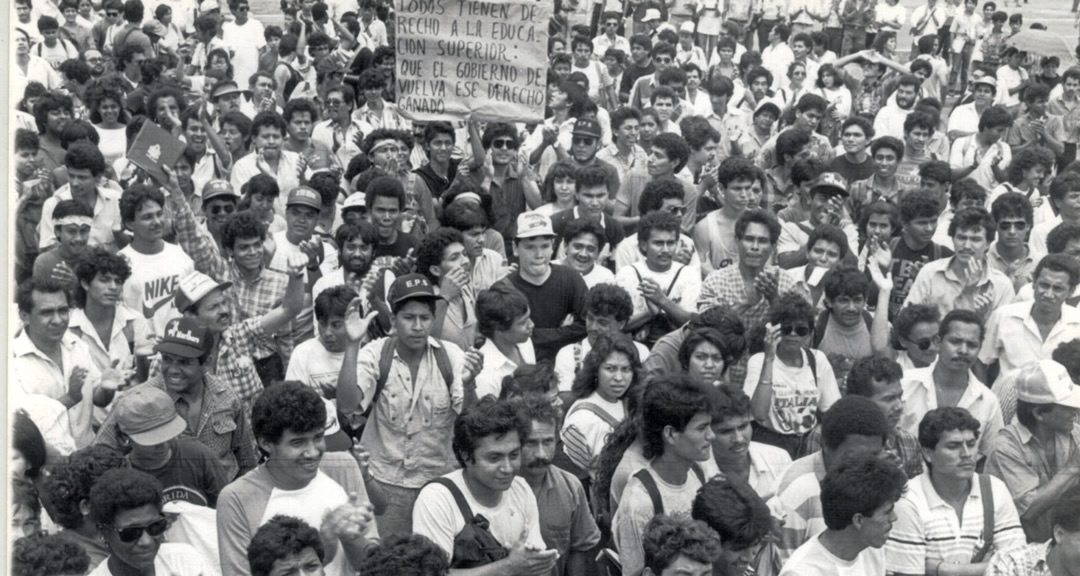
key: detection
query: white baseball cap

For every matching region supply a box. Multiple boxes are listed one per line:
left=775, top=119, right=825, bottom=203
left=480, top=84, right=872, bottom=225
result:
left=1016, top=360, right=1080, bottom=408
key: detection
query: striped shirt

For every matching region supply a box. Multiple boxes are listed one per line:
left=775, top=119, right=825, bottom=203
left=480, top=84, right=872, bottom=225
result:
left=885, top=472, right=1026, bottom=574
left=988, top=541, right=1054, bottom=576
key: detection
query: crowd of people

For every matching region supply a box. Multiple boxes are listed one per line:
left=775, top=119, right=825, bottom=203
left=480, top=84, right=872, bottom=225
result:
left=9, top=0, right=1080, bottom=574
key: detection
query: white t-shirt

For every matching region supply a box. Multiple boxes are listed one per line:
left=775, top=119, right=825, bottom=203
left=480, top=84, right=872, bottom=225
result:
left=779, top=534, right=886, bottom=576
left=88, top=543, right=212, bottom=576
left=285, top=338, right=345, bottom=400
left=221, top=19, right=266, bottom=90
left=119, top=243, right=195, bottom=337
left=412, top=469, right=546, bottom=560
left=613, top=462, right=707, bottom=576
left=995, top=65, right=1028, bottom=107
left=554, top=338, right=651, bottom=392
left=743, top=349, right=841, bottom=436
left=561, top=394, right=626, bottom=474
left=614, top=262, right=701, bottom=320
left=258, top=471, right=350, bottom=576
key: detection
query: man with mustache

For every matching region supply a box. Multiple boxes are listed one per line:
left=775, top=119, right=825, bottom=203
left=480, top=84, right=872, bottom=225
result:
left=513, top=395, right=601, bottom=576
left=899, top=310, right=1006, bottom=460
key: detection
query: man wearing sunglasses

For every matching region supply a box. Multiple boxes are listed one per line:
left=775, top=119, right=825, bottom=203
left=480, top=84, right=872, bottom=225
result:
left=88, top=468, right=214, bottom=576
left=221, top=0, right=264, bottom=87
left=986, top=193, right=1040, bottom=292
left=594, top=12, right=631, bottom=60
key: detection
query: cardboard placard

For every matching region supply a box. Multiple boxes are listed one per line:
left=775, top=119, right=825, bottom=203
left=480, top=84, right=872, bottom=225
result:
left=126, top=121, right=186, bottom=185
left=395, top=0, right=551, bottom=123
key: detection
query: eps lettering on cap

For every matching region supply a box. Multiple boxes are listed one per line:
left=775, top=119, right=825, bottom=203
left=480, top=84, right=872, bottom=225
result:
left=406, top=277, right=428, bottom=288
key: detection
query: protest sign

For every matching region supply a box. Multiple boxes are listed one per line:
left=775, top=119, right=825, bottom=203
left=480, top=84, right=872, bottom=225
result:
left=395, top=0, right=551, bottom=123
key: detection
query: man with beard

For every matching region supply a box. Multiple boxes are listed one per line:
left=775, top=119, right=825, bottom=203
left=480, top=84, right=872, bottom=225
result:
left=412, top=397, right=558, bottom=573
left=899, top=310, right=1005, bottom=460
left=34, top=200, right=92, bottom=285
left=311, top=221, right=380, bottom=317
left=94, top=317, right=257, bottom=480
left=218, top=381, right=378, bottom=576
left=33, top=93, right=74, bottom=175
left=311, top=84, right=363, bottom=170
left=512, top=395, right=602, bottom=576
left=980, top=254, right=1080, bottom=385
left=84, top=50, right=107, bottom=79
left=119, top=185, right=196, bottom=338
left=873, top=75, right=921, bottom=139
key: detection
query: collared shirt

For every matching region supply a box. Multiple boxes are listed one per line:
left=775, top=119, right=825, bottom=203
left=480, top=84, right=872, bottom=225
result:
left=985, top=421, right=1080, bottom=542
left=95, top=374, right=258, bottom=480
left=762, top=42, right=795, bottom=92
left=354, top=336, right=467, bottom=488
left=12, top=330, right=102, bottom=448
left=1049, top=91, right=1080, bottom=144
left=699, top=265, right=800, bottom=329
left=980, top=301, right=1080, bottom=384
left=353, top=103, right=410, bottom=135
left=900, top=362, right=1006, bottom=458
left=714, top=441, right=793, bottom=501
left=67, top=306, right=147, bottom=378
left=214, top=317, right=271, bottom=415
left=533, top=466, right=603, bottom=576
left=473, top=338, right=536, bottom=400
left=231, top=150, right=302, bottom=216
left=596, top=144, right=649, bottom=186
left=39, top=186, right=122, bottom=251
left=754, top=130, right=834, bottom=172
left=1007, top=111, right=1067, bottom=152
left=232, top=263, right=295, bottom=363
left=988, top=541, right=1055, bottom=576
left=949, top=135, right=1012, bottom=191
left=886, top=472, right=1026, bottom=573
left=902, top=256, right=1016, bottom=321
left=311, top=117, right=365, bottom=169
left=593, top=34, right=631, bottom=58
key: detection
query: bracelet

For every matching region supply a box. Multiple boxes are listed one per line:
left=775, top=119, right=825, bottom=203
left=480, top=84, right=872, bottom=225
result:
left=759, top=380, right=773, bottom=387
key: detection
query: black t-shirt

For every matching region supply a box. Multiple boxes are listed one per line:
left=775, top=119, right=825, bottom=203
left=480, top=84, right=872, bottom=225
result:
left=147, top=438, right=230, bottom=508
left=499, top=265, right=588, bottom=362
left=887, top=238, right=954, bottom=321
left=830, top=154, right=877, bottom=186
left=373, top=232, right=419, bottom=259
left=621, top=61, right=656, bottom=95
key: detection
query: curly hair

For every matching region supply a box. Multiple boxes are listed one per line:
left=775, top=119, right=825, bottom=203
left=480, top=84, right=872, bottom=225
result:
left=248, top=515, right=325, bottom=576
left=63, top=140, right=107, bottom=175
left=919, top=160, right=952, bottom=186
left=1047, top=223, right=1080, bottom=255
left=440, top=199, right=491, bottom=232
left=903, top=110, right=937, bottom=135
left=707, top=385, right=752, bottom=426
left=640, top=374, right=711, bottom=459
left=846, top=356, right=904, bottom=398
left=643, top=515, right=722, bottom=573
left=638, top=178, right=686, bottom=214
left=480, top=122, right=520, bottom=150
left=637, top=210, right=681, bottom=244
left=11, top=533, right=90, bottom=576
left=452, top=396, right=527, bottom=467
left=692, top=477, right=773, bottom=551
left=33, top=93, right=75, bottom=133
left=775, top=129, right=812, bottom=167
left=899, top=188, right=941, bottom=223
left=221, top=210, right=268, bottom=251
left=808, top=223, right=850, bottom=262
left=415, top=227, right=464, bottom=284
left=250, top=110, right=288, bottom=139
left=990, top=192, right=1034, bottom=226
left=251, top=380, right=327, bottom=444
left=1005, top=146, right=1055, bottom=186
left=821, top=456, right=907, bottom=530
left=499, top=362, right=559, bottom=400
left=948, top=207, right=996, bottom=242
left=680, top=116, right=721, bottom=151
left=767, top=292, right=816, bottom=330
left=821, top=396, right=890, bottom=451
left=918, top=406, right=981, bottom=450
left=85, top=83, right=128, bottom=125
left=475, top=283, right=530, bottom=338
left=73, top=247, right=132, bottom=307
left=651, top=133, right=691, bottom=173
left=41, top=445, right=127, bottom=530
left=510, top=393, right=563, bottom=432
left=283, top=97, right=319, bottom=124
left=314, top=284, right=357, bottom=325
left=145, top=87, right=186, bottom=124
left=979, top=105, right=1013, bottom=132
left=358, top=534, right=450, bottom=576
left=119, top=183, right=166, bottom=226
left=570, top=333, right=643, bottom=404
left=717, top=157, right=758, bottom=188
left=89, top=468, right=163, bottom=527
left=735, top=209, right=781, bottom=244
left=823, top=266, right=869, bottom=301
left=585, top=283, right=634, bottom=324
left=1034, top=253, right=1080, bottom=290
left=870, top=135, right=905, bottom=161
left=562, top=217, right=608, bottom=251
left=950, top=178, right=988, bottom=208
left=679, top=327, right=746, bottom=376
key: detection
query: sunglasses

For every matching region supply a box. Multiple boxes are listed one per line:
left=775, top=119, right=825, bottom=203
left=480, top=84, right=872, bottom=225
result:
left=664, top=204, right=687, bottom=215
left=998, top=221, right=1028, bottom=231
left=108, top=517, right=169, bottom=543
left=780, top=324, right=811, bottom=337
left=572, top=136, right=597, bottom=146
left=491, top=138, right=518, bottom=150
left=209, top=204, right=236, bottom=215
left=905, top=337, right=935, bottom=351
left=106, top=11, right=119, bottom=15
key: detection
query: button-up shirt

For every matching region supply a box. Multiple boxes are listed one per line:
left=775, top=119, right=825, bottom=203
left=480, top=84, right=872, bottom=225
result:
left=12, top=330, right=102, bottom=448
left=534, top=466, right=603, bottom=576
left=596, top=144, right=649, bottom=187
left=980, top=301, right=1080, bottom=381
left=232, top=264, right=295, bottom=364
left=593, top=34, right=631, bottom=59
left=805, top=423, right=924, bottom=479
left=699, top=265, right=800, bottom=330
left=900, top=362, right=1006, bottom=458
left=985, top=421, right=1080, bottom=543
left=474, top=338, right=536, bottom=401
left=38, top=186, right=122, bottom=251
left=354, top=336, right=467, bottom=488
left=902, top=256, right=1016, bottom=322
left=231, top=150, right=302, bottom=216
left=986, top=241, right=1042, bottom=291
left=1049, top=91, right=1080, bottom=144
left=311, top=117, right=365, bottom=169
left=353, top=102, right=410, bottom=136
left=988, top=541, right=1055, bottom=576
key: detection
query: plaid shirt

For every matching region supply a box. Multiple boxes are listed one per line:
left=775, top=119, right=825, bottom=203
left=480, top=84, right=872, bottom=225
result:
left=94, top=374, right=258, bottom=480
left=699, top=265, right=800, bottom=329
left=988, top=541, right=1053, bottom=576
left=804, top=424, right=924, bottom=478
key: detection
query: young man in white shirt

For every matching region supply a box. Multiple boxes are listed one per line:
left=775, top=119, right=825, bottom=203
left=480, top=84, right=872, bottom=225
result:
left=779, top=456, right=907, bottom=576
left=412, top=397, right=559, bottom=573
left=287, top=285, right=358, bottom=400
left=473, top=283, right=536, bottom=400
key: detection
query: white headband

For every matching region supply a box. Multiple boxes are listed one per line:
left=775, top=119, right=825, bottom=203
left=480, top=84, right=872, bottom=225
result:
left=452, top=192, right=482, bottom=205
left=55, top=215, right=93, bottom=227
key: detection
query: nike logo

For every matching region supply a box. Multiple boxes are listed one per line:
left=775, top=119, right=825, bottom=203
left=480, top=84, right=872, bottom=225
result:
left=143, top=296, right=174, bottom=319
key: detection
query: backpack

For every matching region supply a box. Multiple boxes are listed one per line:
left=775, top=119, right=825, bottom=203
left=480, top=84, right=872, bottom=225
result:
left=426, top=477, right=511, bottom=569
left=632, top=463, right=707, bottom=516
left=344, top=336, right=455, bottom=438
left=276, top=60, right=305, bottom=101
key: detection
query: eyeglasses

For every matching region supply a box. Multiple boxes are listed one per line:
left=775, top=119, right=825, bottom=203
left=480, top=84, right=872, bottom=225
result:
left=663, top=204, right=687, bottom=215
left=491, top=138, right=518, bottom=150
left=106, top=11, right=119, bottom=15
left=572, top=136, right=597, bottom=146
left=904, top=336, right=935, bottom=351
left=325, top=98, right=345, bottom=106
left=108, top=517, right=170, bottom=543
left=780, top=324, right=811, bottom=337
left=998, top=221, right=1028, bottom=231
left=209, top=203, right=236, bottom=215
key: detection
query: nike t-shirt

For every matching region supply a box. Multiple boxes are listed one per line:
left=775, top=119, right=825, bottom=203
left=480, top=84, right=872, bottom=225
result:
left=120, top=243, right=195, bottom=337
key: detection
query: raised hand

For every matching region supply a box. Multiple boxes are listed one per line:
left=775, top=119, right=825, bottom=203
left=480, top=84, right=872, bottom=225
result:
left=344, top=297, right=379, bottom=342
left=68, top=366, right=89, bottom=401
left=763, top=322, right=782, bottom=359
left=101, top=358, right=135, bottom=391
left=439, top=264, right=470, bottom=301
left=50, top=261, right=78, bottom=285
left=462, top=348, right=484, bottom=385
left=867, top=250, right=894, bottom=292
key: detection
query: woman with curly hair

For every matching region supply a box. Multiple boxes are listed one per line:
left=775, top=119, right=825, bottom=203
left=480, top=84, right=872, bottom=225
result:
left=987, top=146, right=1057, bottom=224
left=86, top=83, right=129, bottom=166
left=560, top=333, right=643, bottom=481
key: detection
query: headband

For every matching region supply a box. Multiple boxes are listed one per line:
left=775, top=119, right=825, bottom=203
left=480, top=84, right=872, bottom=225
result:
left=452, top=192, right=482, bottom=205
left=55, top=215, right=94, bottom=228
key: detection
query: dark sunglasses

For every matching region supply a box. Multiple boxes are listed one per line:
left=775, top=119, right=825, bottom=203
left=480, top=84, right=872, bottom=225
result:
left=209, top=204, right=236, bottom=215
left=905, top=337, right=935, bottom=351
left=106, top=11, right=119, bottom=15
left=491, top=138, right=518, bottom=150
left=780, top=324, right=811, bottom=337
left=998, top=221, right=1028, bottom=231
left=109, top=517, right=169, bottom=543
left=572, top=136, right=597, bottom=146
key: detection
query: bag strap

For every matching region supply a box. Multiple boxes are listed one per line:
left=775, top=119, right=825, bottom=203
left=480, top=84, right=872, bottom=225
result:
left=663, top=265, right=685, bottom=294
left=813, top=309, right=830, bottom=348
left=972, top=474, right=995, bottom=563
left=803, top=347, right=817, bottom=383
left=432, top=342, right=455, bottom=391
left=689, top=462, right=705, bottom=485
left=566, top=402, right=621, bottom=429
left=363, top=337, right=399, bottom=420
left=429, top=477, right=475, bottom=523
left=633, top=469, right=664, bottom=516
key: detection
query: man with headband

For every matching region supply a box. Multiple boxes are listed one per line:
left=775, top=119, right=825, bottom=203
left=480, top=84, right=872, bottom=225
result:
left=34, top=200, right=93, bottom=287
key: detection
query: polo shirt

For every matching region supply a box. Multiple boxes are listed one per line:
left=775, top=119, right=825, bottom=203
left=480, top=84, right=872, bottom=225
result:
left=979, top=301, right=1080, bottom=380
left=614, top=231, right=701, bottom=272
left=885, top=472, right=1025, bottom=574
left=773, top=464, right=826, bottom=567
left=902, top=256, right=1016, bottom=321
left=900, top=363, right=1005, bottom=458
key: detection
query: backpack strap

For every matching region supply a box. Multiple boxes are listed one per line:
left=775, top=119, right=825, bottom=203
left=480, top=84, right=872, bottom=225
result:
left=972, top=474, right=995, bottom=563
left=566, top=402, right=621, bottom=429
left=689, top=462, right=706, bottom=485
left=803, top=347, right=817, bottom=383
left=432, top=341, right=455, bottom=391
left=632, top=469, right=664, bottom=516
left=363, top=337, right=399, bottom=420
left=813, top=309, right=830, bottom=348
left=663, top=265, right=685, bottom=294
left=429, top=477, right=475, bottom=523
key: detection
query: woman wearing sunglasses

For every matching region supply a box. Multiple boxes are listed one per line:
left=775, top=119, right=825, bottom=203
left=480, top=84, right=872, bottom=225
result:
left=744, top=293, right=842, bottom=459
left=889, top=303, right=940, bottom=372
left=88, top=467, right=212, bottom=576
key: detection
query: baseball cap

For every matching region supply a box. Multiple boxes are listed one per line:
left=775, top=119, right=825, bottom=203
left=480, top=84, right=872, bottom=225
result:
left=679, top=21, right=695, bottom=34
left=210, top=80, right=250, bottom=100
left=387, top=274, right=444, bottom=307
left=286, top=186, right=323, bottom=211
left=516, top=212, right=555, bottom=239
left=641, top=8, right=661, bottom=22
left=155, top=317, right=214, bottom=359
left=753, top=100, right=781, bottom=119
left=202, top=179, right=238, bottom=203
left=114, top=386, right=187, bottom=446
left=174, top=271, right=233, bottom=312
left=972, top=76, right=997, bottom=90
left=572, top=118, right=602, bottom=139
left=342, top=193, right=366, bottom=212
left=810, top=172, right=849, bottom=198
left=1016, top=360, right=1080, bottom=408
